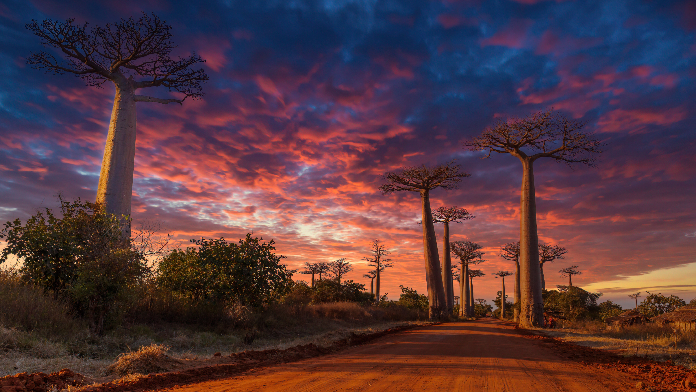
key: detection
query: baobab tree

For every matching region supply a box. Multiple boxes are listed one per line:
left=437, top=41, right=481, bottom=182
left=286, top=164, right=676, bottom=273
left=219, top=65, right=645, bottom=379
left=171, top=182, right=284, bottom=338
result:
left=629, top=292, right=642, bottom=309
left=433, top=206, right=474, bottom=314
left=500, top=242, right=521, bottom=322
left=539, top=244, right=567, bottom=290
left=316, top=262, right=330, bottom=281
left=380, top=162, right=469, bottom=318
left=364, top=270, right=376, bottom=297
left=559, top=266, right=581, bottom=286
left=26, top=14, right=208, bottom=237
left=363, top=240, right=392, bottom=304
left=328, top=258, right=352, bottom=283
left=466, top=110, right=602, bottom=327
left=494, top=271, right=513, bottom=320
left=451, top=241, right=484, bottom=317
left=299, top=262, right=321, bottom=288
left=468, top=269, right=485, bottom=314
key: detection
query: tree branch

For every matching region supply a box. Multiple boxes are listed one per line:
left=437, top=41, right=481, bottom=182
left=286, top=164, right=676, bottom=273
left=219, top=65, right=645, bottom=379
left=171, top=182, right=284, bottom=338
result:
left=134, top=95, right=183, bottom=104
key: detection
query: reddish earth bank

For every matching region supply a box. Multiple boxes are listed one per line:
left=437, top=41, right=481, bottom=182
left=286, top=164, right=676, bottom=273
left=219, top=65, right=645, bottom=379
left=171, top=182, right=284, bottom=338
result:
left=2, top=320, right=695, bottom=391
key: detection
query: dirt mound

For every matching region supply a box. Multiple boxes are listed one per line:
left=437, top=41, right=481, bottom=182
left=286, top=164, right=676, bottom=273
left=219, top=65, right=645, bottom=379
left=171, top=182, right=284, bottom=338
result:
left=517, top=328, right=696, bottom=392
left=0, top=369, right=86, bottom=392
left=107, top=344, right=182, bottom=377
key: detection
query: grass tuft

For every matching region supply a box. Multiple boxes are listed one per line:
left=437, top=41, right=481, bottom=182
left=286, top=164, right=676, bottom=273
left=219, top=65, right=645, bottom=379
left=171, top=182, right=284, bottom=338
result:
left=107, top=344, right=181, bottom=376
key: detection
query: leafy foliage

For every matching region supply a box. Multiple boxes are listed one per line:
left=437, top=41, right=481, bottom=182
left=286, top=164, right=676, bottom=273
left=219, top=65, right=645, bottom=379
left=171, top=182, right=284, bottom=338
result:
left=0, top=198, right=147, bottom=334
left=281, top=279, right=372, bottom=305
left=157, top=234, right=293, bottom=307
left=474, top=299, right=493, bottom=317
left=597, top=300, right=623, bottom=322
left=395, top=285, right=429, bottom=311
left=493, top=291, right=514, bottom=319
left=543, top=286, right=601, bottom=321
left=637, top=292, right=686, bottom=318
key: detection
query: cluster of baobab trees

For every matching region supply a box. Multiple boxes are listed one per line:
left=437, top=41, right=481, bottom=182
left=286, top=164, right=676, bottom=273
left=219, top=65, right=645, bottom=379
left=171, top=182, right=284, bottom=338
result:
left=380, top=110, right=602, bottom=326
left=299, top=239, right=394, bottom=303
left=26, top=14, right=602, bottom=328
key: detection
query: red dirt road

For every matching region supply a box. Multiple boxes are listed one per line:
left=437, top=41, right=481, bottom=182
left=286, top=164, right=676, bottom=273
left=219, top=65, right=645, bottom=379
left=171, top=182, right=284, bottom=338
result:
left=164, top=319, right=639, bottom=392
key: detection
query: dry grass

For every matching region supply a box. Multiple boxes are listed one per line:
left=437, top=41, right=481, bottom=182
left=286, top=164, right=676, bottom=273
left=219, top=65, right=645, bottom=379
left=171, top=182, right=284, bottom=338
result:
left=107, top=344, right=181, bottom=377
left=542, top=320, right=696, bottom=370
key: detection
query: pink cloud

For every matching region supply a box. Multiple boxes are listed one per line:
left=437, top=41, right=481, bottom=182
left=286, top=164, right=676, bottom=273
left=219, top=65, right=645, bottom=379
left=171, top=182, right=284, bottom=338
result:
left=596, top=107, right=688, bottom=134
left=480, top=19, right=534, bottom=49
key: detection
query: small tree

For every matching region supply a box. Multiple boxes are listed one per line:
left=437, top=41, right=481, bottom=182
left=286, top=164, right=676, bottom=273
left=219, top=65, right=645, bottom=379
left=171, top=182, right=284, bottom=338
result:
left=327, top=258, right=353, bottom=283
left=559, top=266, right=581, bottom=286
left=468, top=269, right=485, bottom=315
left=628, top=292, right=641, bottom=309
left=544, top=286, right=601, bottom=321
left=598, top=300, right=623, bottom=322
left=397, top=285, right=429, bottom=312
left=494, top=291, right=514, bottom=319
left=637, top=292, right=686, bottom=318
left=494, top=271, right=513, bottom=320
left=363, top=240, right=392, bottom=303
left=474, top=299, right=493, bottom=317
left=539, top=243, right=567, bottom=290
left=380, top=162, right=469, bottom=319
left=451, top=241, right=484, bottom=317
left=433, top=206, right=474, bottom=314
left=500, top=242, right=521, bottom=322
left=26, top=14, right=208, bottom=236
left=466, top=110, right=602, bottom=327
left=300, top=262, right=322, bottom=288
left=315, top=262, right=330, bottom=281
left=363, top=270, right=376, bottom=297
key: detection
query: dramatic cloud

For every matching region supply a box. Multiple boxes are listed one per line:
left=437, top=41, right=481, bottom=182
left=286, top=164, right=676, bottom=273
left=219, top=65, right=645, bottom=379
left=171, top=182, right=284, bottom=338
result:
left=0, top=0, right=694, bottom=308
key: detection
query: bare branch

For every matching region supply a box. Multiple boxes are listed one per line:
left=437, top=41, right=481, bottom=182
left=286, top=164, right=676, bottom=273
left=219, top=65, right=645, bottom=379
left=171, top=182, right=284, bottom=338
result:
left=380, top=161, right=470, bottom=194
left=134, top=95, right=183, bottom=105
left=432, top=206, right=474, bottom=224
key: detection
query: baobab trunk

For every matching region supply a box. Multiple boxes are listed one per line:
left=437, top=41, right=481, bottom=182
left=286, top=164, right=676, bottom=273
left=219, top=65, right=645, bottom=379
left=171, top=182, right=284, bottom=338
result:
left=540, top=262, right=546, bottom=291
left=96, top=75, right=137, bottom=238
left=376, top=267, right=381, bottom=303
left=460, top=262, right=471, bottom=317
left=518, top=158, right=544, bottom=327
left=370, top=278, right=374, bottom=297
left=469, top=276, right=475, bottom=316
left=441, top=222, right=454, bottom=314
left=514, top=259, right=521, bottom=322
left=568, top=274, right=572, bottom=287
left=501, top=275, right=506, bottom=320
left=421, top=190, right=446, bottom=319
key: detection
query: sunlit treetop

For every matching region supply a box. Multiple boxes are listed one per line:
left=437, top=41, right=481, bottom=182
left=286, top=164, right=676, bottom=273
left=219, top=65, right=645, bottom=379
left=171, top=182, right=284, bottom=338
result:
left=379, top=161, right=469, bottom=193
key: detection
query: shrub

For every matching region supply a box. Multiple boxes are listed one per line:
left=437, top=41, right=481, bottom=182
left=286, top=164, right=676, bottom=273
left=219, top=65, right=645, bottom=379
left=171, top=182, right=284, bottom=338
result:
left=0, top=198, right=148, bottom=335
left=395, top=285, right=428, bottom=312
left=637, top=292, right=686, bottom=318
left=474, top=300, right=493, bottom=317
left=493, top=291, right=514, bottom=319
left=543, top=286, right=601, bottom=321
left=107, top=344, right=180, bottom=376
left=597, top=300, right=623, bottom=322
left=312, top=279, right=372, bottom=304
left=157, top=234, right=293, bottom=307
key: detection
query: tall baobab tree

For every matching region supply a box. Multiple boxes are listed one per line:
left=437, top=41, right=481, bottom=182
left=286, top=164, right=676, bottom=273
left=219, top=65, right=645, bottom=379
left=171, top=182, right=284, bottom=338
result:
left=559, top=266, right=581, bottom=286
left=299, top=262, right=321, bottom=288
left=328, top=258, right=352, bottom=283
left=364, top=270, right=376, bottom=297
left=628, top=292, right=642, bottom=309
left=380, top=162, right=469, bottom=318
left=494, top=271, right=513, bottom=320
left=316, top=262, right=330, bottom=281
left=26, top=14, right=208, bottom=237
left=539, top=244, right=567, bottom=290
left=468, top=269, right=485, bottom=314
left=363, top=240, right=392, bottom=304
left=466, top=110, right=602, bottom=327
left=451, top=241, right=484, bottom=317
left=500, top=242, right=521, bottom=322
left=433, top=206, right=474, bottom=314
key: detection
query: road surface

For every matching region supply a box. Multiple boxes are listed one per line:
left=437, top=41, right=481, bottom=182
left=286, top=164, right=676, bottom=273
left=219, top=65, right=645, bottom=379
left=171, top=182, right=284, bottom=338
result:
left=164, top=319, right=637, bottom=391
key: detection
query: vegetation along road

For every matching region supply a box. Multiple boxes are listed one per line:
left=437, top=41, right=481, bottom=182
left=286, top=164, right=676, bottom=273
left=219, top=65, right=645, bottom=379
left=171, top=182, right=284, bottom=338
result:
left=163, top=319, right=638, bottom=392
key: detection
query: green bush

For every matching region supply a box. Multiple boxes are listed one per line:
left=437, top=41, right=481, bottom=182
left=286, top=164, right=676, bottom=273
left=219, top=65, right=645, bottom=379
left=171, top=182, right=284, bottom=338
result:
left=597, top=300, right=623, bottom=321
left=637, top=292, right=686, bottom=318
left=543, top=286, right=601, bottom=321
left=474, top=300, right=493, bottom=317
left=395, top=285, right=428, bottom=312
left=0, top=198, right=148, bottom=334
left=281, top=279, right=372, bottom=305
left=157, top=234, right=293, bottom=307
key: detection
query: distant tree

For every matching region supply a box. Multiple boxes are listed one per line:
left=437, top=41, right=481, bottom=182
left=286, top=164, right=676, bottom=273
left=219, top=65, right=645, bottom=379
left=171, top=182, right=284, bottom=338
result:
left=637, top=292, right=686, bottom=318
left=363, top=270, right=376, bottom=297
left=628, top=292, right=641, bottom=309
left=451, top=241, right=484, bottom=317
left=363, top=240, right=392, bottom=304
left=494, top=271, right=514, bottom=320
left=311, top=279, right=372, bottom=304
left=300, top=262, right=322, bottom=288
left=539, top=243, right=567, bottom=290
left=26, top=14, right=208, bottom=236
left=327, top=258, right=353, bottom=283
left=468, top=269, right=485, bottom=315
left=559, top=266, right=581, bottom=286
left=315, top=262, right=330, bottom=281
left=433, top=206, right=474, bottom=315
left=544, top=286, right=601, bottom=321
left=500, top=242, right=521, bottom=322
left=494, top=291, right=514, bottom=319
left=380, top=162, right=469, bottom=319
left=466, top=110, right=602, bottom=327
left=598, top=300, right=623, bottom=322
left=474, top=299, right=493, bottom=317
left=396, top=285, right=429, bottom=312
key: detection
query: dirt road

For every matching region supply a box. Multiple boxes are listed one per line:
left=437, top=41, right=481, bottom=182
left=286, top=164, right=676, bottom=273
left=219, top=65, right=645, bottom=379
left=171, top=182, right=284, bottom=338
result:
left=164, top=319, right=639, bottom=392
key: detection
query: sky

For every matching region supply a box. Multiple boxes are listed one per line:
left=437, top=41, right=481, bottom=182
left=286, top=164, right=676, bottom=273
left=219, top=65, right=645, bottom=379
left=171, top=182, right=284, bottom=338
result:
left=0, top=0, right=694, bottom=309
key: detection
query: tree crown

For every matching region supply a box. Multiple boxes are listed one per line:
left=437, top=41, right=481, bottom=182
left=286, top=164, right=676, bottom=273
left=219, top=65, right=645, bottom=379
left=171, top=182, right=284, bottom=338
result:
left=469, top=269, right=485, bottom=278
left=450, top=240, right=483, bottom=264
left=27, top=13, right=208, bottom=101
left=432, top=206, right=474, bottom=223
left=379, top=161, right=469, bottom=194
left=539, top=243, right=567, bottom=264
left=465, top=110, right=603, bottom=166
left=499, top=242, right=520, bottom=262
left=559, top=265, right=582, bottom=277
left=494, top=271, right=513, bottom=278
left=363, top=239, right=393, bottom=269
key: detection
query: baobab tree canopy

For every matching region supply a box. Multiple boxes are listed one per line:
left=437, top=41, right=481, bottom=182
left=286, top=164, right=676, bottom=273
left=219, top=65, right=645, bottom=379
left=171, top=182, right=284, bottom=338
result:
left=26, top=13, right=208, bottom=237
